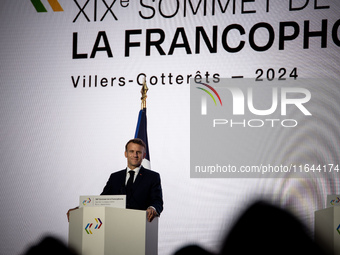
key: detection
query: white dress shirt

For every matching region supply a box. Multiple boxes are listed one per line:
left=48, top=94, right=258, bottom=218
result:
left=125, top=166, right=141, bottom=185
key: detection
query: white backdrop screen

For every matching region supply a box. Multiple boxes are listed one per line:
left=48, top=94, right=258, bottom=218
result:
left=1, top=1, right=340, bottom=254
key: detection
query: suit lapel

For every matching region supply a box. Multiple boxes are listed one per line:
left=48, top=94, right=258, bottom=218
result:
left=132, top=166, right=145, bottom=190
left=121, top=168, right=128, bottom=184
left=118, top=169, right=128, bottom=194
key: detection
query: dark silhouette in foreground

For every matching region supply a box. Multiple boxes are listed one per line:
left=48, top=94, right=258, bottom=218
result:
left=175, top=201, right=330, bottom=255
left=23, top=236, right=78, bottom=255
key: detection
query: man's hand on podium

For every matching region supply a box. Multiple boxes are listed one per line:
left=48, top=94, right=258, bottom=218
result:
left=67, top=206, right=79, bottom=222
left=147, top=207, right=158, bottom=222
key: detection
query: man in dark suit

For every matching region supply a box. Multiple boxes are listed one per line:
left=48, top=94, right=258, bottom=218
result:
left=67, top=138, right=163, bottom=222
left=101, top=138, right=163, bottom=222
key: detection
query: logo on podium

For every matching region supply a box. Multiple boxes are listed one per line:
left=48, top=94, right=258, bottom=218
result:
left=85, top=218, right=103, bottom=234
left=330, top=197, right=340, bottom=206
left=82, top=197, right=92, bottom=206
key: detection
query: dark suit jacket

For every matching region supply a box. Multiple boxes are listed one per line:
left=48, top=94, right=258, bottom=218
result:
left=101, top=166, right=163, bottom=215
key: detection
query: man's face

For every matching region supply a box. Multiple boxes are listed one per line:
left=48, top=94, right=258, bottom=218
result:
left=125, top=142, right=146, bottom=169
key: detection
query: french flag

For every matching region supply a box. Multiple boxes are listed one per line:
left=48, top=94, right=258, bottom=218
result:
left=134, top=108, right=150, bottom=169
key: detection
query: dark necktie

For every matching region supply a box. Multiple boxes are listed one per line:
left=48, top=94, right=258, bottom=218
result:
left=126, top=170, right=135, bottom=194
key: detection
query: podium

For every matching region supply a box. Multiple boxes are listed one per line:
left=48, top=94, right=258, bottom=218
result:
left=315, top=207, right=340, bottom=255
left=69, top=207, right=158, bottom=255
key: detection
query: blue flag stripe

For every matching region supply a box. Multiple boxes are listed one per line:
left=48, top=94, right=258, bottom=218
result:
left=134, top=108, right=150, bottom=161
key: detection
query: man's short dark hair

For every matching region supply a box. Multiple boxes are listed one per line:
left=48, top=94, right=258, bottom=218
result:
left=125, top=138, right=146, bottom=151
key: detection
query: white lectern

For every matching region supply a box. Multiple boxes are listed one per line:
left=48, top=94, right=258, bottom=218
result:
left=315, top=207, right=340, bottom=255
left=69, top=207, right=158, bottom=255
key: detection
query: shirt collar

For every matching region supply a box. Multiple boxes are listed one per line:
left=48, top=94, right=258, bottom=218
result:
left=127, top=166, right=141, bottom=175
